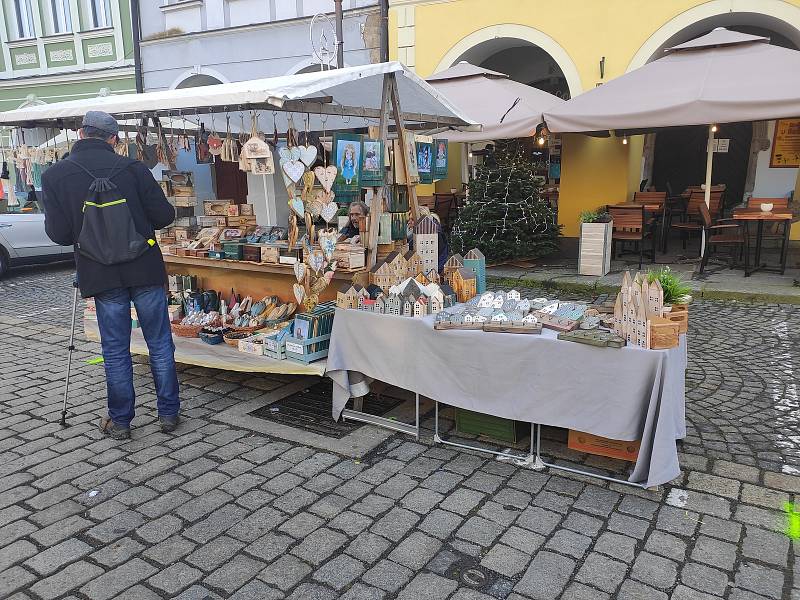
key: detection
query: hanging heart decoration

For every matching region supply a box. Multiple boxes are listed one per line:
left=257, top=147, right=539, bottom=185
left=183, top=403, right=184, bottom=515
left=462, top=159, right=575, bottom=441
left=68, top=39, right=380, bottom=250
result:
left=323, top=270, right=336, bottom=285
left=301, top=171, right=316, bottom=200
left=280, top=164, right=295, bottom=190
left=293, top=283, right=305, bottom=305
left=306, top=199, right=323, bottom=219
left=314, top=165, right=337, bottom=193
left=282, top=159, right=305, bottom=184
left=299, top=145, right=318, bottom=167
left=207, top=135, right=223, bottom=156
left=320, top=200, right=339, bottom=224
left=290, top=198, right=305, bottom=218
left=293, top=262, right=306, bottom=283
left=318, top=229, right=337, bottom=260
left=279, top=146, right=302, bottom=162
left=308, top=250, right=325, bottom=274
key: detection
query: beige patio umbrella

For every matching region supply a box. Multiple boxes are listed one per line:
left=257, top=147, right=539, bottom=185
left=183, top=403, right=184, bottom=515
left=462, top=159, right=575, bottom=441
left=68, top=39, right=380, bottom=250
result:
left=543, top=27, right=800, bottom=253
left=427, top=62, right=564, bottom=141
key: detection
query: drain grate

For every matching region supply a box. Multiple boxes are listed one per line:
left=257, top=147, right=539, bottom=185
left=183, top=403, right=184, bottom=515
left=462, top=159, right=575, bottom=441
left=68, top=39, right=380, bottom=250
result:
left=249, top=381, right=405, bottom=439
left=431, top=546, right=515, bottom=598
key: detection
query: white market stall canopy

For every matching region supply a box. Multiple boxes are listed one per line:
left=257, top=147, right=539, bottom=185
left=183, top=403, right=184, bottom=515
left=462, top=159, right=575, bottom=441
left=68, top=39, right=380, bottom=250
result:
left=0, top=62, right=477, bottom=135
left=543, top=28, right=800, bottom=134
left=427, top=62, right=564, bottom=142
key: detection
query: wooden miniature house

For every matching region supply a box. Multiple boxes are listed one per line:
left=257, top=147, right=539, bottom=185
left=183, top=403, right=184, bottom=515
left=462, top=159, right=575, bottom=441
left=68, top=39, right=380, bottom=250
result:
left=613, top=271, right=671, bottom=349
left=451, top=267, right=478, bottom=303
left=443, top=254, right=464, bottom=287
left=463, top=248, right=486, bottom=295
left=404, top=250, right=424, bottom=279
left=414, top=215, right=439, bottom=277
left=370, top=260, right=398, bottom=294
left=337, top=284, right=365, bottom=309
left=440, top=283, right=457, bottom=307
left=386, top=294, right=402, bottom=316
left=385, top=251, right=408, bottom=281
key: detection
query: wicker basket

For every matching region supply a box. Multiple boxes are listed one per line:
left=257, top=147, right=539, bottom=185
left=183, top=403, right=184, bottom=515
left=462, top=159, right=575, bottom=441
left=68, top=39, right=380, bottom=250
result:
left=171, top=322, right=203, bottom=338
left=229, top=324, right=262, bottom=334
left=223, top=332, right=250, bottom=347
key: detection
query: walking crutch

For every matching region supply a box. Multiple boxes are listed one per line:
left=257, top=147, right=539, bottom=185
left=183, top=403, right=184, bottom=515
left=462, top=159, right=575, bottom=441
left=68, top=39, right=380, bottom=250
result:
left=60, top=278, right=79, bottom=427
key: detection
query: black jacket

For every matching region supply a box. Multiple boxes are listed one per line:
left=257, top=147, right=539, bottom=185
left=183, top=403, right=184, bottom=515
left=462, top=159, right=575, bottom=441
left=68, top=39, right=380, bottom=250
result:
left=41, top=138, right=175, bottom=298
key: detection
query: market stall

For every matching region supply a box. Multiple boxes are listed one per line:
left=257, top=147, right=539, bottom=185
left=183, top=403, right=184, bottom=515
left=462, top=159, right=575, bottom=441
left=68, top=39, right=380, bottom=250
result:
left=0, top=62, right=475, bottom=370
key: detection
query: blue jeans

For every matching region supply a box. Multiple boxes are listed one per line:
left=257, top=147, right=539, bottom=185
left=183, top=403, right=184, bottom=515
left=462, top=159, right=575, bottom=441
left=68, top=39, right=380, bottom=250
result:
left=95, top=285, right=179, bottom=428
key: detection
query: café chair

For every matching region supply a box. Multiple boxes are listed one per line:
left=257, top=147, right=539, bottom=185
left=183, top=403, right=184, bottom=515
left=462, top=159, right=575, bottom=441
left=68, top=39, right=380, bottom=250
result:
left=607, top=205, right=656, bottom=270
left=746, top=197, right=789, bottom=209
left=668, top=190, right=723, bottom=254
left=633, top=191, right=667, bottom=251
left=698, top=202, right=745, bottom=274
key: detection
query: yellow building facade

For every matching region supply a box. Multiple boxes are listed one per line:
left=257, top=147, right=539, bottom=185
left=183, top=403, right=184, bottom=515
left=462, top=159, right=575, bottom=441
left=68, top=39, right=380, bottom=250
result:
left=390, top=0, right=800, bottom=242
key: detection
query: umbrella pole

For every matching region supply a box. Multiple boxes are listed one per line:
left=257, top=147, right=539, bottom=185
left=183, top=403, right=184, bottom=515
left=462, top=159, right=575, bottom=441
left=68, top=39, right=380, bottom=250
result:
left=701, top=124, right=715, bottom=257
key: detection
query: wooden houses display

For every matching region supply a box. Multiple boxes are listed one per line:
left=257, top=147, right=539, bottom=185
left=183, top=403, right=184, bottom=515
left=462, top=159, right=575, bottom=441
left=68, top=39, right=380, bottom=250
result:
left=414, top=215, right=439, bottom=276
left=337, top=284, right=368, bottom=309
left=451, top=267, right=478, bottom=303
left=443, top=254, right=464, bottom=287
left=369, top=251, right=409, bottom=294
left=345, top=276, right=448, bottom=319
left=613, top=271, right=677, bottom=349
left=404, top=250, right=424, bottom=279
left=463, top=248, right=486, bottom=295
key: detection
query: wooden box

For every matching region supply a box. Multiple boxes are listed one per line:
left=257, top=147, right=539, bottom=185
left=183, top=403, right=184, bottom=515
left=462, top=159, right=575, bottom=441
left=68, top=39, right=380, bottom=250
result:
left=578, top=221, right=612, bottom=277
left=262, top=335, right=287, bottom=360
left=455, top=409, right=525, bottom=444
left=333, top=246, right=366, bottom=270
left=172, top=185, right=195, bottom=197
left=208, top=250, right=226, bottom=260
left=204, top=201, right=231, bottom=216
left=174, top=216, right=196, bottom=227
left=173, top=227, right=197, bottom=241
left=172, top=196, right=196, bottom=208
left=647, top=316, right=680, bottom=350
left=260, top=245, right=280, bottom=264
left=227, top=215, right=258, bottom=228
left=238, top=334, right=269, bottom=356
left=221, top=242, right=244, bottom=260
left=175, top=206, right=195, bottom=219
left=227, top=204, right=240, bottom=217
left=285, top=333, right=331, bottom=364
left=196, top=215, right=219, bottom=227
left=665, top=309, right=688, bottom=334
left=568, top=429, right=640, bottom=462
left=243, top=244, right=263, bottom=263
left=240, top=204, right=254, bottom=216
left=175, top=247, right=190, bottom=257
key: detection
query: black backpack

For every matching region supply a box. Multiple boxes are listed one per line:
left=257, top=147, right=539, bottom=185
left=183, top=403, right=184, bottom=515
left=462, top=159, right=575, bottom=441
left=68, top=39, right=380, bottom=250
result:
left=71, top=156, right=155, bottom=266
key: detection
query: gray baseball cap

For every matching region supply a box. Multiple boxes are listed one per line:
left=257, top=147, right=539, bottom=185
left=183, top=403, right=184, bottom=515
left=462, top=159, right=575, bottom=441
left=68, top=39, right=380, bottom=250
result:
left=81, top=110, right=119, bottom=136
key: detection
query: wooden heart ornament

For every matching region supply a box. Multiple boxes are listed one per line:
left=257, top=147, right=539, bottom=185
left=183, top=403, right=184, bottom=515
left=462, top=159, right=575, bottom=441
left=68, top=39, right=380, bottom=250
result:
left=306, top=199, right=323, bottom=219
left=314, top=166, right=337, bottom=193
left=282, top=159, right=305, bottom=183
left=320, top=201, right=338, bottom=224
left=308, top=250, right=325, bottom=274
left=299, top=145, right=318, bottom=167
left=279, top=146, right=302, bottom=162
left=290, top=198, right=305, bottom=218
left=293, top=262, right=306, bottom=283
left=318, top=228, right=337, bottom=260
left=301, top=171, right=316, bottom=199
left=293, top=283, right=305, bottom=305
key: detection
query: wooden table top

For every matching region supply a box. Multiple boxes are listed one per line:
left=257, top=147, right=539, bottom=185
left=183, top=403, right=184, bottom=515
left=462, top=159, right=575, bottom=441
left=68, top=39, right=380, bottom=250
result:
left=613, top=202, right=662, bottom=211
left=732, top=208, right=793, bottom=221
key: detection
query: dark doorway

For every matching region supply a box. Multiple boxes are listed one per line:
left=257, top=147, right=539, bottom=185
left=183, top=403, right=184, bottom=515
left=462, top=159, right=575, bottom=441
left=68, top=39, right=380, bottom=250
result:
left=651, top=122, right=752, bottom=210
left=213, top=156, right=248, bottom=204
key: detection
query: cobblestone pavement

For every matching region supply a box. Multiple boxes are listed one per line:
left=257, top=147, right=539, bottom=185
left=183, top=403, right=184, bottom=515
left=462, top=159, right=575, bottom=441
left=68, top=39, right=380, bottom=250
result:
left=0, top=264, right=798, bottom=600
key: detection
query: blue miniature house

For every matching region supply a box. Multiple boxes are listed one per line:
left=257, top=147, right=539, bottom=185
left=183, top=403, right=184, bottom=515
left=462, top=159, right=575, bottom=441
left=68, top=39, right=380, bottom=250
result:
left=463, top=248, right=486, bottom=295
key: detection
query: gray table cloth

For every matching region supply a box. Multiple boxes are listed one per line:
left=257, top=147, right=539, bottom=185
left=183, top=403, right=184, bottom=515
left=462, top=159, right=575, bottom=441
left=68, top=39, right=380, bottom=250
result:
left=326, top=308, right=687, bottom=488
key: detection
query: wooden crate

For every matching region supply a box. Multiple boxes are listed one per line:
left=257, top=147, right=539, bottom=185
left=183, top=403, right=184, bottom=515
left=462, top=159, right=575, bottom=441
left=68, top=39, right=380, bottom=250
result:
left=227, top=204, right=241, bottom=217
left=204, top=201, right=230, bottom=216
left=262, top=335, right=287, bottom=360
left=285, top=333, right=331, bottom=364
left=568, top=429, right=640, bottom=462
left=221, top=242, right=244, bottom=260
left=172, top=196, right=196, bottom=208
left=455, top=409, right=525, bottom=444
left=172, top=185, right=195, bottom=197
left=227, top=216, right=258, bottom=228
left=175, top=206, right=195, bottom=219
left=240, top=204, right=254, bottom=216
left=243, top=244, right=263, bottom=263
left=174, top=216, right=196, bottom=227
left=260, top=246, right=280, bottom=264
left=578, top=222, right=612, bottom=276
left=333, top=246, right=366, bottom=270
left=647, top=316, right=679, bottom=349
left=665, top=309, right=688, bottom=334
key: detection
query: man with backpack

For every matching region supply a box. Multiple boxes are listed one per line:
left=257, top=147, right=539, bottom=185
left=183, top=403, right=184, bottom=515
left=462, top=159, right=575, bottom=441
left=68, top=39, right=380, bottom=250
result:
left=41, top=111, right=180, bottom=440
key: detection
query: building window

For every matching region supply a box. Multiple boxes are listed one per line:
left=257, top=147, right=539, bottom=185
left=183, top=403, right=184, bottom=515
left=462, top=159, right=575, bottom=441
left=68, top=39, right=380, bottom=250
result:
left=14, top=0, right=35, bottom=38
left=87, top=0, right=112, bottom=28
left=50, top=0, right=72, bottom=33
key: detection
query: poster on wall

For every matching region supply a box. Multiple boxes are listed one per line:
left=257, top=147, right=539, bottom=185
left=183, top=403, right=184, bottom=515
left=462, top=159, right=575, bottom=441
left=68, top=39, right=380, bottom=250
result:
left=332, top=133, right=362, bottom=198
left=360, top=138, right=384, bottom=187
left=769, top=118, right=800, bottom=168
left=432, top=139, right=448, bottom=180
left=415, top=135, right=433, bottom=184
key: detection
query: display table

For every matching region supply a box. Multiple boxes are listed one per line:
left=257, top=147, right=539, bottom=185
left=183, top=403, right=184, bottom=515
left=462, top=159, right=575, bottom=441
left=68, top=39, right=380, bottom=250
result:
left=326, top=309, right=686, bottom=488
left=84, top=321, right=326, bottom=376
left=164, top=254, right=362, bottom=303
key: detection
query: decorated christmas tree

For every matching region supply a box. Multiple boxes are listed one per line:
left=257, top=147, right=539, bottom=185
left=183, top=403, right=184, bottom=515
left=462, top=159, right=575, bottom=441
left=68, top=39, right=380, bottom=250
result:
left=450, top=140, right=560, bottom=263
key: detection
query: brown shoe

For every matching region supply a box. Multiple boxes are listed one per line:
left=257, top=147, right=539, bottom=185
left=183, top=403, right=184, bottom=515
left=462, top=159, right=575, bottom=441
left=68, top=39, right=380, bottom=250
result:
left=98, top=416, right=131, bottom=440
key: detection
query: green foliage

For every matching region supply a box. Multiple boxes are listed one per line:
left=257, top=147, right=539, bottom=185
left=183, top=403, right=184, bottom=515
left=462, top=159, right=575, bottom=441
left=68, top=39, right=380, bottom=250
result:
left=449, top=140, right=561, bottom=262
left=647, top=267, right=692, bottom=304
left=580, top=210, right=611, bottom=224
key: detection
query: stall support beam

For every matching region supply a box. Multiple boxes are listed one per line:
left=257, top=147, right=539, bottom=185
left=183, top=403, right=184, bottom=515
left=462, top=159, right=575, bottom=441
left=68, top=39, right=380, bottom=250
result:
left=389, top=76, right=420, bottom=220
left=342, top=392, right=419, bottom=439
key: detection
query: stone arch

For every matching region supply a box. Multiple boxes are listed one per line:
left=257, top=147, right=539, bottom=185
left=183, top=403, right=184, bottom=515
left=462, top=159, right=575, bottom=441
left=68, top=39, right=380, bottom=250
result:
left=170, top=67, right=230, bottom=90
left=433, top=24, right=582, bottom=98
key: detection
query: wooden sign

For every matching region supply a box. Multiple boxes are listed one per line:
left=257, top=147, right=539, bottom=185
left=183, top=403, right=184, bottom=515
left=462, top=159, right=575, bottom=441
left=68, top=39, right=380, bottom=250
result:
left=770, top=118, right=800, bottom=168
left=535, top=312, right=579, bottom=332
left=558, top=330, right=625, bottom=348
left=482, top=322, right=542, bottom=335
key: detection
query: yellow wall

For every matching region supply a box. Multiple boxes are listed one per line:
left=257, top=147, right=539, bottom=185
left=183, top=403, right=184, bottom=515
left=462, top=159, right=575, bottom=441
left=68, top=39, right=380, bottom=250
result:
left=392, top=0, right=800, bottom=240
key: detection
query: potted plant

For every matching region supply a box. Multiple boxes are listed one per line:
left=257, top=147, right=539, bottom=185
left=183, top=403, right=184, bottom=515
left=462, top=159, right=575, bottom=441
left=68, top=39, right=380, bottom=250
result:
left=578, top=210, right=613, bottom=276
left=647, top=267, right=692, bottom=311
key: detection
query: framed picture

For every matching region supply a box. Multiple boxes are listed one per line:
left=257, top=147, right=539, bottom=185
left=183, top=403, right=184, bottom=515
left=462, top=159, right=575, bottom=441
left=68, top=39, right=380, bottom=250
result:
left=415, top=136, right=433, bottom=184
left=391, top=132, right=419, bottom=185
left=432, top=139, right=448, bottom=180
left=360, top=138, right=384, bottom=186
left=769, top=118, right=800, bottom=168
left=332, top=133, right=362, bottom=194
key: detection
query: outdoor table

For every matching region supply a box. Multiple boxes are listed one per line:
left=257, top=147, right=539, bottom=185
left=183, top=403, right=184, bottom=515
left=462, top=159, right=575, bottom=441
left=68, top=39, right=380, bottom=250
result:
left=326, top=308, right=687, bottom=489
left=613, top=202, right=666, bottom=252
left=732, top=208, right=793, bottom=276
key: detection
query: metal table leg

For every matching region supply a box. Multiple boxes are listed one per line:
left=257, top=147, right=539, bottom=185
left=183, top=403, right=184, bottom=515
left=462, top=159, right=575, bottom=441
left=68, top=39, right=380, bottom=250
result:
left=533, top=425, right=648, bottom=489
left=341, top=392, right=419, bottom=440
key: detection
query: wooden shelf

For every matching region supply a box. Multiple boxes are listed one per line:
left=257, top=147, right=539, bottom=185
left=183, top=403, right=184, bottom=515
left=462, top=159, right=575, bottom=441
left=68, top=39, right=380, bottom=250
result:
left=164, top=254, right=361, bottom=280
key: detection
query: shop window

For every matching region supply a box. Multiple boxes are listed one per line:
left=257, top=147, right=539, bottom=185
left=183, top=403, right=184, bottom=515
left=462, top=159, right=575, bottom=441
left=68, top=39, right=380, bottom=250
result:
left=49, top=0, right=72, bottom=33
left=87, top=0, right=112, bottom=28
left=13, top=0, right=36, bottom=38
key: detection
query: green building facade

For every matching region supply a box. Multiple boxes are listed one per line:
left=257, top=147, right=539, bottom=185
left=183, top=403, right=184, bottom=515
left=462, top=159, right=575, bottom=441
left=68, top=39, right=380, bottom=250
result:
left=0, top=0, right=134, bottom=135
